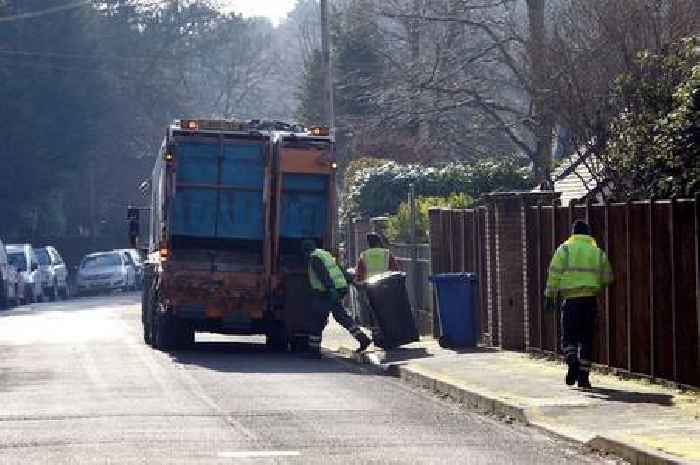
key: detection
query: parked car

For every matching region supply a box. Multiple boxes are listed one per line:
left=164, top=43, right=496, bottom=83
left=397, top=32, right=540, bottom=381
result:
left=6, top=244, right=44, bottom=304
left=34, top=246, right=70, bottom=301
left=76, top=251, right=134, bottom=295
left=0, top=239, right=20, bottom=308
left=115, top=248, right=143, bottom=290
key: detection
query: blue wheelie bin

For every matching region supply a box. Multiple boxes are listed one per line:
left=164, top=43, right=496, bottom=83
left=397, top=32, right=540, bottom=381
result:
left=430, top=273, right=479, bottom=348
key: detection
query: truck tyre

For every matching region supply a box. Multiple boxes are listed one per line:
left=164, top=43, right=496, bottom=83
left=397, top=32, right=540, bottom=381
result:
left=265, top=323, right=289, bottom=352
left=176, top=322, right=195, bottom=349
left=154, top=306, right=178, bottom=351
left=142, top=288, right=152, bottom=346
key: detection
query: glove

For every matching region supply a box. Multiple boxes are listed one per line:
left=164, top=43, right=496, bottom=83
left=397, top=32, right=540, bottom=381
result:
left=544, top=297, right=558, bottom=313
left=327, top=287, right=339, bottom=303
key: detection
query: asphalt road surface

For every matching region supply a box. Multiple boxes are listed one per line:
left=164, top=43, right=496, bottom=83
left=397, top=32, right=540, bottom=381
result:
left=0, top=294, right=625, bottom=465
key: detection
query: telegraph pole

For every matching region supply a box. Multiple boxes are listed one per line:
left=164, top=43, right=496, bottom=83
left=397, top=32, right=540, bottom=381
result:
left=320, top=0, right=335, bottom=137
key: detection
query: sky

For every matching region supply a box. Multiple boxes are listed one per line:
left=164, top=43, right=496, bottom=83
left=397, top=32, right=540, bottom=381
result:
left=218, top=0, right=298, bottom=26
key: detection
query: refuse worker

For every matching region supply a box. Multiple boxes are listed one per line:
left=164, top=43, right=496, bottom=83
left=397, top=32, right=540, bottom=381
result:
left=355, top=233, right=400, bottom=283
left=302, top=239, right=372, bottom=355
left=545, top=220, right=613, bottom=389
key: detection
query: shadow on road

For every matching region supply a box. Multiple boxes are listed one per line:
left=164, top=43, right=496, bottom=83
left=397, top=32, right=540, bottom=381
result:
left=584, top=387, right=674, bottom=406
left=170, top=341, right=357, bottom=374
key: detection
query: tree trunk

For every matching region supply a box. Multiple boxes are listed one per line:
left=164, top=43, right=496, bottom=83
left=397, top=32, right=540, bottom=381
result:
left=527, top=0, right=554, bottom=188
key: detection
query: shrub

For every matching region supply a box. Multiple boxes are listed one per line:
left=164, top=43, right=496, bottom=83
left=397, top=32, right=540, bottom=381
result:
left=341, top=155, right=532, bottom=221
left=386, top=193, right=473, bottom=243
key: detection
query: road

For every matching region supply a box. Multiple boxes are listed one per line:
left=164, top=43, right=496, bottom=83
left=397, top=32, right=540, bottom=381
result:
left=0, top=294, right=625, bottom=464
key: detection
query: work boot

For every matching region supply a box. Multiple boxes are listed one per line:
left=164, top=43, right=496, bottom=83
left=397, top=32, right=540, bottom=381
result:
left=577, top=370, right=592, bottom=389
left=565, top=356, right=579, bottom=386
left=355, top=332, right=371, bottom=352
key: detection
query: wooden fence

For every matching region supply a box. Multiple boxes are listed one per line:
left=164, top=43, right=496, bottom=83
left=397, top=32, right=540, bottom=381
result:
left=429, top=192, right=700, bottom=387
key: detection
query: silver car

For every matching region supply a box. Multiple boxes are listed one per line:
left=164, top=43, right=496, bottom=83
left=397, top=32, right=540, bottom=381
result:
left=76, top=251, right=133, bottom=296
left=34, top=246, right=70, bottom=301
left=6, top=244, right=44, bottom=304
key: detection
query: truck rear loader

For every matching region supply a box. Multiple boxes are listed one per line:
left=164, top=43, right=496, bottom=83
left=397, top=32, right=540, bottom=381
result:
left=131, top=120, right=337, bottom=350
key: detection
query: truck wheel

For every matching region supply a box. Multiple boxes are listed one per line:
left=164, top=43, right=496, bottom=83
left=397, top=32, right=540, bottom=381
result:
left=266, top=323, right=289, bottom=352
left=142, top=286, right=155, bottom=346
left=176, top=322, right=195, bottom=349
left=154, top=307, right=178, bottom=351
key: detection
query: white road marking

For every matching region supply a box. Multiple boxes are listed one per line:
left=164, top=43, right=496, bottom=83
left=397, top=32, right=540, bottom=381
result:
left=218, top=451, right=301, bottom=458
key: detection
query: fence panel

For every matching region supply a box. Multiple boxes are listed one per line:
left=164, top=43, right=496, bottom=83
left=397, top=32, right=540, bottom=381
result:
left=676, top=201, right=699, bottom=385
left=628, top=203, right=652, bottom=375
left=607, top=204, right=630, bottom=370
left=587, top=204, right=609, bottom=364
left=526, top=205, right=541, bottom=349
left=652, top=202, right=675, bottom=380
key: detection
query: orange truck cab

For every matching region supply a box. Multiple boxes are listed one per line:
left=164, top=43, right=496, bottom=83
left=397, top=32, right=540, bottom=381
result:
left=134, top=120, right=336, bottom=350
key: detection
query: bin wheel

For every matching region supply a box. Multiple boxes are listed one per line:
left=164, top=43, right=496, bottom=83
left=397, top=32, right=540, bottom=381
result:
left=438, top=336, right=453, bottom=349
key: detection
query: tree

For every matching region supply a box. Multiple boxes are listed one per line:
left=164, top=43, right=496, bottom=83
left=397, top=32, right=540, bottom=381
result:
left=598, top=38, right=699, bottom=200
left=296, top=49, right=325, bottom=124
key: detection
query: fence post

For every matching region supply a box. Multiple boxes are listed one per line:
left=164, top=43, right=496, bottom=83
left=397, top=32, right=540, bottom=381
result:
left=649, top=197, right=656, bottom=379
left=670, top=196, right=678, bottom=382
left=625, top=200, right=632, bottom=372
left=551, top=196, right=559, bottom=354
left=428, top=208, right=443, bottom=337
left=537, top=201, right=543, bottom=350
left=696, top=193, right=700, bottom=372
left=409, top=184, right=419, bottom=314
left=604, top=199, right=611, bottom=365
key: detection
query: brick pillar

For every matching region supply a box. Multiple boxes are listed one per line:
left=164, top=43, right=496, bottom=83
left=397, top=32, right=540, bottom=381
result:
left=483, top=192, right=561, bottom=350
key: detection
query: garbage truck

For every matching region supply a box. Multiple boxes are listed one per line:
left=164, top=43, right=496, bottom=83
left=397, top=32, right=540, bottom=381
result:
left=130, top=119, right=337, bottom=350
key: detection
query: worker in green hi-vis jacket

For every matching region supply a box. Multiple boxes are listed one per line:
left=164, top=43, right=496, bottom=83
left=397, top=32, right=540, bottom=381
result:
left=545, top=220, right=613, bottom=389
left=302, top=239, right=371, bottom=356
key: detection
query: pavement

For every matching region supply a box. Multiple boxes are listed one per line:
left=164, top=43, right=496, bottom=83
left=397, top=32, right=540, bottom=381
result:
left=0, top=293, right=625, bottom=464
left=322, top=320, right=700, bottom=465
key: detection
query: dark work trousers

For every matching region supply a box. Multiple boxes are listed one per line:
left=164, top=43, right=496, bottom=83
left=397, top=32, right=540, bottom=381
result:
left=308, top=290, right=363, bottom=352
left=561, top=296, right=597, bottom=373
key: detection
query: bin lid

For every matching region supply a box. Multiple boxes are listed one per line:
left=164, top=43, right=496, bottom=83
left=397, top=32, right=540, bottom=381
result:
left=430, top=272, right=478, bottom=283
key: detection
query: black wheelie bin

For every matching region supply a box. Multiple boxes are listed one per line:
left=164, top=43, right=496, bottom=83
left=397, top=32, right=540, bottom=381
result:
left=363, top=271, right=419, bottom=349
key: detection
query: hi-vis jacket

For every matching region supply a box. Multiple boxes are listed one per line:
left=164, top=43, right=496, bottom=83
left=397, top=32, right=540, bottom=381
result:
left=545, top=234, right=613, bottom=299
left=308, top=249, right=349, bottom=292
left=360, top=248, right=390, bottom=278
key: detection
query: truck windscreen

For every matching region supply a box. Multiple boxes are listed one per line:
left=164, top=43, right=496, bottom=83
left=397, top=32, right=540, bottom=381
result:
left=171, top=140, right=265, bottom=241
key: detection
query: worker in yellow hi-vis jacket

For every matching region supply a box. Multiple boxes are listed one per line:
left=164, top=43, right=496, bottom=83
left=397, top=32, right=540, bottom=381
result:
left=545, top=220, right=613, bottom=389
left=302, top=240, right=371, bottom=356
